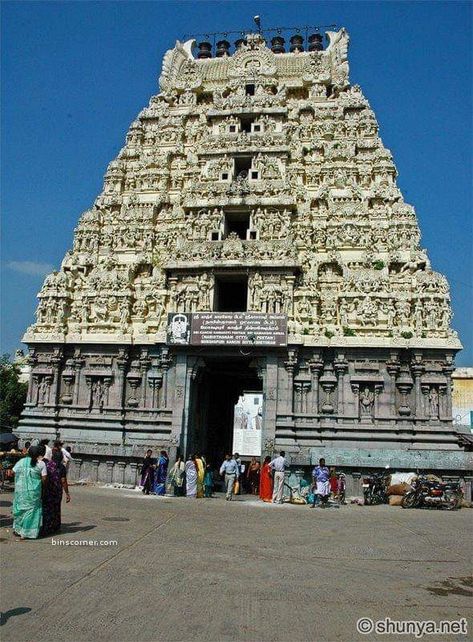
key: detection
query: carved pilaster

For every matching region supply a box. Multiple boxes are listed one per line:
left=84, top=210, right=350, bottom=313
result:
left=386, top=356, right=400, bottom=416
left=284, top=348, right=298, bottom=414
left=320, top=364, right=337, bottom=414
left=411, top=356, right=424, bottom=419
left=160, top=347, right=172, bottom=407
left=48, top=347, right=62, bottom=409
left=309, top=358, right=323, bottom=414
left=396, top=369, right=413, bottom=416
left=334, top=355, right=348, bottom=415
left=116, top=347, right=129, bottom=411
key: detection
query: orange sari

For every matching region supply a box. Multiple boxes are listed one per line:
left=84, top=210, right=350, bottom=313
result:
left=259, top=462, right=273, bottom=502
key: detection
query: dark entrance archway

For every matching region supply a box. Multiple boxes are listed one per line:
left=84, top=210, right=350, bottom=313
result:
left=187, top=356, right=263, bottom=465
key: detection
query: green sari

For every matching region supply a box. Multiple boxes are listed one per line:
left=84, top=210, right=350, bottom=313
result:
left=12, top=456, right=44, bottom=538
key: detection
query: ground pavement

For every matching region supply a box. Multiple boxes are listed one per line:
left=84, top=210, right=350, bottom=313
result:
left=0, top=486, right=472, bottom=642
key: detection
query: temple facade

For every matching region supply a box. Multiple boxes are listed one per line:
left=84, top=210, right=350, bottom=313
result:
left=19, top=28, right=471, bottom=483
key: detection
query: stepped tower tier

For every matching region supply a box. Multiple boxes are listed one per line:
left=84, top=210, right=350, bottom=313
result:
left=19, top=29, right=470, bottom=482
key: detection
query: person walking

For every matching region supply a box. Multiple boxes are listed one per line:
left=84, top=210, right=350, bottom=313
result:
left=259, top=456, right=273, bottom=502
left=312, top=458, right=330, bottom=508
left=247, top=457, right=260, bottom=495
left=40, top=439, right=52, bottom=460
left=42, top=447, right=71, bottom=535
left=54, top=440, right=72, bottom=472
left=140, top=449, right=156, bottom=495
left=153, top=450, right=169, bottom=496
left=219, top=454, right=239, bottom=501
left=11, top=445, right=48, bottom=539
left=194, top=453, right=205, bottom=498
left=185, top=455, right=198, bottom=498
left=204, top=464, right=213, bottom=498
left=169, top=456, right=185, bottom=496
left=270, top=451, right=287, bottom=504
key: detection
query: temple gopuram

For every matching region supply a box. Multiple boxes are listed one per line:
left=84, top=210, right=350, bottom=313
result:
left=19, top=27, right=472, bottom=484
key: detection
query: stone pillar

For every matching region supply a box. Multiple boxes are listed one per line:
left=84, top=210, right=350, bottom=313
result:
left=442, top=358, right=454, bottom=420
left=320, top=364, right=337, bottom=414
left=463, top=477, right=472, bottom=503
left=170, top=352, right=188, bottom=451
left=334, top=355, right=348, bottom=416
left=73, top=358, right=83, bottom=405
left=71, top=458, right=82, bottom=481
left=309, top=358, right=323, bottom=414
left=302, top=383, right=310, bottom=414
left=411, top=357, right=424, bottom=419
left=91, top=460, right=100, bottom=482
left=116, top=461, right=127, bottom=484
left=386, top=356, right=400, bottom=418
left=116, top=349, right=129, bottom=411
left=294, top=382, right=303, bottom=413
left=26, top=371, right=35, bottom=404
left=50, top=349, right=63, bottom=409
left=263, top=354, right=277, bottom=451
left=139, top=362, right=150, bottom=409
left=106, top=461, right=114, bottom=484
left=160, top=348, right=172, bottom=407
left=351, top=472, right=362, bottom=497
left=129, top=461, right=139, bottom=487
left=284, top=349, right=298, bottom=415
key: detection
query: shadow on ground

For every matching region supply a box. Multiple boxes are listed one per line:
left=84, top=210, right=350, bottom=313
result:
left=0, top=608, right=32, bottom=626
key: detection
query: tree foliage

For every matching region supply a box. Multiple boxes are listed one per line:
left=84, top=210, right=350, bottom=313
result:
left=0, top=354, right=28, bottom=432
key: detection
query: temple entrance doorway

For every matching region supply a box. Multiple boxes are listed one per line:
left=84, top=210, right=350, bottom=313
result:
left=187, top=356, right=263, bottom=466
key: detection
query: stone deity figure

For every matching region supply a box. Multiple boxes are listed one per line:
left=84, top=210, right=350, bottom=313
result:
left=429, top=388, right=439, bottom=419
left=38, top=378, right=50, bottom=405
left=360, top=387, right=375, bottom=416
left=92, top=380, right=105, bottom=410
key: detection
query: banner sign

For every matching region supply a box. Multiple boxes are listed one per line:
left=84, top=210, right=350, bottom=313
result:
left=166, top=312, right=287, bottom=347
left=232, top=392, right=263, bottom=457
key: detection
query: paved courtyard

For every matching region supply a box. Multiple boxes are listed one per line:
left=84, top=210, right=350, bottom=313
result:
left=0, top=485, right=472, bottom=642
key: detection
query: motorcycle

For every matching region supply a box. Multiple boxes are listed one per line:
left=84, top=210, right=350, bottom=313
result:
left=362, top=470, right=390, bottom=505
left=401, top=476, right=462, bottom=510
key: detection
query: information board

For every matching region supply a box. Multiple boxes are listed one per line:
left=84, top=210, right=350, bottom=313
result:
left=167, top=312, right=287, bottom=347
left=232, top=392, right=263, bottom=457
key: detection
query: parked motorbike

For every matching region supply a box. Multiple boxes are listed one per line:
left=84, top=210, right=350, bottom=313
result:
left=401, top=476, right=462, bottom=510
left=362, top=470, right=390, bottom=505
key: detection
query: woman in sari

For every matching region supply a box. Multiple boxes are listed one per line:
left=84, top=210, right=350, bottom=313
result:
left=169, top=456, right=185, bottom=496
left=247, top=457, right=260, bottom=495
left=12, top=445, right=47, bottom=539
left=153, top=451, right=169, bottom=496
left=140, top=449, right=156, bottom=495
left=259, top=455, right=273, bottom=503
left=185, top=455, right=197, bottom=498
left=194, top=453, right=205, bottom=498
left=42, top=447, right=71, bottom=535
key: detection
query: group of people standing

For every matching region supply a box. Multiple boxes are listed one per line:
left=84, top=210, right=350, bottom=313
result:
left=138, top=450, right=340, bottom=507
left=12, top=439, right=72, bottom=539
left=138, top=449, right=290, bottom=504
left=139, top=451, right=213, bottom=499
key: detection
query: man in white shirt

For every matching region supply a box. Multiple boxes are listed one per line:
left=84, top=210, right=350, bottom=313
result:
left=55, top=440, right=72, bottom=471
left=219, top=454, right=240, bottom=501
left=40, top=439, right=52, bottom=460
left=270, top=451, right=288, bottom=504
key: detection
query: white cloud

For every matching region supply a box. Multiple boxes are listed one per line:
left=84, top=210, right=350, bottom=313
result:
left=6, top=261, right=54, bottom=277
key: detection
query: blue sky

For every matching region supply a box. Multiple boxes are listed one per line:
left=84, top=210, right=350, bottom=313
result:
left=1, top=1, right=472, bottom=364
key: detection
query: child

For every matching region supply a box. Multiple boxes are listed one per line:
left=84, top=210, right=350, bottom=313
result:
left=329, top=467, right=339, bottom=498
left=204, top=464, right=213, bottom=498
